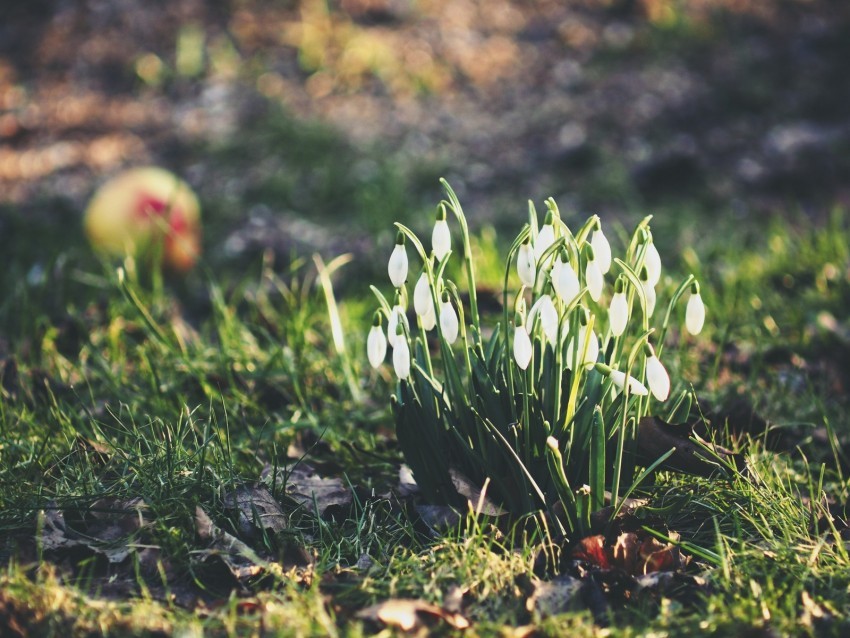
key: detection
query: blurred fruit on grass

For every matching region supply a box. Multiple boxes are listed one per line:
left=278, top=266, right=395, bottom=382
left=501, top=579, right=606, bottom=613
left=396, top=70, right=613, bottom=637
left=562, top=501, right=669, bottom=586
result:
left=84, top=167, right=201, bottom=272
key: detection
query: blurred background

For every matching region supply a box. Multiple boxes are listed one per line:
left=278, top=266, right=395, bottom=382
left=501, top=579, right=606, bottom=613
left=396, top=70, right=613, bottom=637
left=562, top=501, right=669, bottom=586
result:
left=1, top=0, right=849, bottom=277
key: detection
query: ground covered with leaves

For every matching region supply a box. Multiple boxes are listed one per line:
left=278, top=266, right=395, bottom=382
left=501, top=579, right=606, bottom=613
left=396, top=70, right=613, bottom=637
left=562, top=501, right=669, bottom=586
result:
left=3, top=1, right=850, bottom=636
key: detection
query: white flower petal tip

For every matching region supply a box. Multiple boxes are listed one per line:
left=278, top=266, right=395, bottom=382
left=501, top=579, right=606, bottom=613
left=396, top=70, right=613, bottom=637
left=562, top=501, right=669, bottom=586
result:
left=609, top=292, right=628, bottom=337
left=646, top=355, right=670, bottom=401
left=367, top=324, right=387, bottom=369
left=586, top=261, right=604, bottom=302
left=686, top=292, right=705, bottom=335
left=432, top=219, right=451, bottom=261
left=393, top=338, right=410, bottom=379
left=546, top=436, right=560, bottom=452
left=609, top=369, right=649, bottom=396
left=590, top=229, right=612, bottom=274
left=440, top=301, right=459, bottom=344
left=513, top=326, right=532, bottom=370
left=388, top=242, right=408, bottom=288
left=517, top=243, right=536, bottom=288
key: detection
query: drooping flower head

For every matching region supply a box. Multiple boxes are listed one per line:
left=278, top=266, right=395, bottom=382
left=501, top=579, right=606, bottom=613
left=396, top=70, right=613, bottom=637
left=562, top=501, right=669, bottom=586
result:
left=609, top=276, right=629, bottom=337
left=387, top=289, right=409, bottom=348
left=596, top=363, right=648, bottom=396
left=517, top=238, right=536, bottom=288
left=642, top=232, right=661, bottom=287
left=367, top=311, right=388, bottom=369
left=413, top=271, right=437, bottom=331
left=513, top=312, right=532, bottom=370
left=686, top=281, right=705, bottom=335
left=527, top=293, right=558, bottom=345
left=388, top=231, right=408, bottom=288
left=584, top=244, right=603, bottom=302
left=432, top=206, right=451, bottom=262
left=392, top=323, right=410, bottom=379
left=590, top=218, right=612, bottom=274
left=439, top=290, right=459, bottom=345
left=640, top=266, right=656, bottom=316
left=534, top=210, right=556, bottom=263
left=644, top=342, right=670, bottom=401
left=553, top=247, right=580, bottom=306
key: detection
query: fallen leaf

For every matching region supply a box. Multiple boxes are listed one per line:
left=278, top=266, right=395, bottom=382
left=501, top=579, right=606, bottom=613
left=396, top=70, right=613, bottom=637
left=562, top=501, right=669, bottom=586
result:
left=271, top=463, right=353, bottom=517
left=449, top=469, right=507, bottom=516
left=223, top=485, right=288, bottom=537
left=194, top=507, right=271, bottom=587
left=525, top=575, right=584, bottom=619
left=357, top=599, right=470, bottom=632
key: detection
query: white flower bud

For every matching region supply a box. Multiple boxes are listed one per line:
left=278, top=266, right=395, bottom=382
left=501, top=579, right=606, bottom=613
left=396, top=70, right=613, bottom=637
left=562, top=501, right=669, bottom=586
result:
left=590, top=228, right=612, bottom=274
left=388, top=234, right=408, bottom=288
left=644, top=241, right=662, bottom=287
left=534, top=221, right=555, bottom=262
left=686, top=291, right=705, bottom=335
left=608, top=369, right=649, bottom=396
left=645, top=348, right=670, bottom=401
left=413, top=273, right=435, bottom=319
left=585, top=259, right=603, bottom=302
left=527, top=294, right=558, bottom=345
left=393, top=332, right=410, bottom=379
left=367, top=322, right=387, bottom=369
left=439, top=295, right=459, bottom=344
left=513, top=324, right=532, bottom=370
left=432, top=219, right=451, bottom=261
left=609, top=291, right=628, bottom=337
left=517, top=242, right=535, bottom=288
left=553, top=256, right=580, bottom=305
left=420, top=302, right=437, bottom=331
left=642, top=279, right=656, bottom=316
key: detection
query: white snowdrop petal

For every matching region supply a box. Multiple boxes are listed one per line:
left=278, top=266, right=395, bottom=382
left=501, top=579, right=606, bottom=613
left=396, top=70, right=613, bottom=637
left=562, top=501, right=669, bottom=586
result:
left=609, top=292, right=629, bottom=337
left=413, top=273, right=431, bottom=317
left=554, top=260, right=580, bottom=304
left=686, top=293, right=705, bottom=335
left=421, top=303, right=437, bottom=331
left=591, top=229, right=612, bottom=274
left=432, top=220, right=451, bottom=261
left=388, top=244, right=408, bottom=288
left=646, top=355, right=670, bottom=401
left=393, top=338, right=410, bottom=379
left=643, top=281, right=657, bottom=316
left=645, top=242, right=662, bottom=287
left=387, top=306, right=408, bottom=348
left=440, top=301, right=459, bottom=344
left=534, top=224, right=555, bottom=262
left=367, top=325, right=387, bottom=369
left=513, top=326, right=532, bottom=370
left=517, top=244, right=536, bottom=288
left=609, top=370, right=649, bottom=396
left=586, top=261, right=604, bottom=302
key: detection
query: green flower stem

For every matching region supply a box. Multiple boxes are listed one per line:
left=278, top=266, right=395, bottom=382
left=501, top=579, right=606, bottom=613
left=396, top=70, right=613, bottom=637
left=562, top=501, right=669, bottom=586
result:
left=656, top=274, right=696, bottom=357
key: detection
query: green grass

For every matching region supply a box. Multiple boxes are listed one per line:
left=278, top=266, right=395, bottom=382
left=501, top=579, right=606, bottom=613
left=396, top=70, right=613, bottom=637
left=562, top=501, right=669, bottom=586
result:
left=2, top=198, right=850, bottom=636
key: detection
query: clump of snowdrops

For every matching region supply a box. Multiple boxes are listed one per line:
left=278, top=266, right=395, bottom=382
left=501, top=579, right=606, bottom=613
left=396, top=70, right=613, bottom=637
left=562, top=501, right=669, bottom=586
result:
left=367, top=181, right=706, bottom=535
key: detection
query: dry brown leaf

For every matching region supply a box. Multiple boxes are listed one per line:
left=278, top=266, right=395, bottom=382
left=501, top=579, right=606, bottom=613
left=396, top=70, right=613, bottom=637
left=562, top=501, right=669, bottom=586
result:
left=276, top=463, right=353, bottom=517
left=525, top=575, right=584, bottom=619
left=449, top=469, right=507, bottom=517
left=223, top=485, right=288, bottom=537
left=357, top=598, right=470, bottom=631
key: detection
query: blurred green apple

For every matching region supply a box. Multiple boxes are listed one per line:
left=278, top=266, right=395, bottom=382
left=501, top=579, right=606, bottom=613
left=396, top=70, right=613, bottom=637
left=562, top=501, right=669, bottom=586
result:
left=84, top=167, right=201, bottom=272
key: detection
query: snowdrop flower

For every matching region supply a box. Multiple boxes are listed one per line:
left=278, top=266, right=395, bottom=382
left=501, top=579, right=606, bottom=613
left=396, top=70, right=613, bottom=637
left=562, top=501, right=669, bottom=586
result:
left=595, top=363, right=648, bottom=396
left=366, top=312, right=387, bottom=369
left=640, top=267, right=656, bottom=316
left=584, top=245, right=603, bottom=302
left=567, top=318, right=599, bottom=369
left=686, top=281, right=705, bottom=335
left=439, top=291, right=459, bottom=344
left=413, top=272, right=437, bottom=330
left=527, top=294, right=558, bottom=345
left=643, top=239, right=662, bottom=287
left=644, top=343, right=670, bottom=401
left=608, top=277, right=628, bottom=337
left=513, top=313, right=532, bottom=370
left=392, top=324, right=410, bottom=379
left=517, top=239, right=536, bottom=288
left=388, top=231, right=408, bottom=288
left=386, top=296, right=409, bottom=349
left=590, top=220, right=612, bottom=274
left=534, top=211, right=556, bottom=262
left=553, top=249, right=580, bottom=305
left=431, top=207, right=451, bottom=261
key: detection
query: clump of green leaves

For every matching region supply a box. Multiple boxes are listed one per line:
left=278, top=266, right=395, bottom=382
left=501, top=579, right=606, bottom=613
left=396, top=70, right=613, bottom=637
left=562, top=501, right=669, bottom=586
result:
left=367, top=181, right=706, bottom=536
